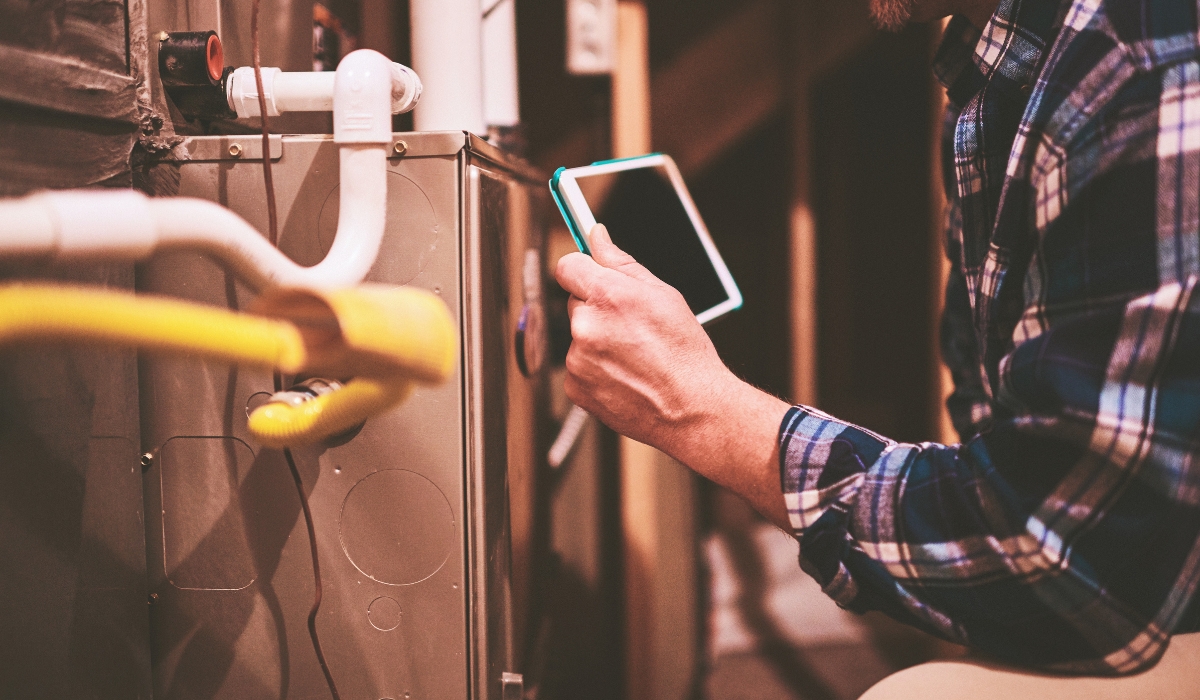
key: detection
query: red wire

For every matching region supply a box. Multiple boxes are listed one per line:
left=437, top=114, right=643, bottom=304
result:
left=251, top=0, right=339, bottom=695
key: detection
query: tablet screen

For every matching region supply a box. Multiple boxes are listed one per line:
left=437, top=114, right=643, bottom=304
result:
left=573, top=165, right=729, bottom=316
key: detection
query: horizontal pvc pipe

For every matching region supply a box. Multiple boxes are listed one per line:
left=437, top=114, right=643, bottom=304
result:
left=226, top=56, right=421, bottom=118
left=0, top=145, right=385, bottom=290
left=0, top=50, right=413, bottom=291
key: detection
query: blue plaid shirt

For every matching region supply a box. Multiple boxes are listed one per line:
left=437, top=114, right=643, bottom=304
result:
left=781, top=0, right=1200, bottom=673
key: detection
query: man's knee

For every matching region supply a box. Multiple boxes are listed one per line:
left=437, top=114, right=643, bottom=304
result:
left=860, top=633, right=1200, bottom=700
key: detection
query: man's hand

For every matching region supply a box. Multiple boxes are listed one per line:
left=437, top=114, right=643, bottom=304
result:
left=554, top=224, right=792, bottom=529
left=554, top=224, right=735, bottom=455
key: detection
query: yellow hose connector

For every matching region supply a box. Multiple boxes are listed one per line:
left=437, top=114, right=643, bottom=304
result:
left=247, top=377, right=413, bottom=449
left=0, top=282, right=458, bottom=448
left=246, top=284, right=457, bottom=448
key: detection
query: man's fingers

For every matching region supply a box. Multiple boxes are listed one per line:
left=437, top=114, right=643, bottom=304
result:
left=588, top=224, right=661, bottom=285
left=555, top=251, right=602, bottom=300
left=566, top=295, right=583, bottom=318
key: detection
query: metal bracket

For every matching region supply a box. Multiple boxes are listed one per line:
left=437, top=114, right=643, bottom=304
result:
left=501, top=672, right=524, bottom=700
left=182, top=134, right=283, bottom=161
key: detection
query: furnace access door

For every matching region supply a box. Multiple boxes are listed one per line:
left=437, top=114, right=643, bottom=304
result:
left=136, top=131, right=548, bottom=700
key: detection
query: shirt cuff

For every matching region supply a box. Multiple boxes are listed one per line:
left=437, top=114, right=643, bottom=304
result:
left=778, top=406, right=893, bottom=534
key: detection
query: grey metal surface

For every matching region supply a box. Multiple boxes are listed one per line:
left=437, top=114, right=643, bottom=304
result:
left=0, top=264, right=151, bottom=699
left=139, top=131, right=549, bottom=699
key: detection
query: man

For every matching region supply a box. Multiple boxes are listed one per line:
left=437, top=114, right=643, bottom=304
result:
left=555, top=0, right=1200, bottom=688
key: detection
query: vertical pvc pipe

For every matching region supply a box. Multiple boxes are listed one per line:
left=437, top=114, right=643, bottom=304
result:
left=481, top=0, right=520, bottom=129
left=410, top=0, right=486, bottom=134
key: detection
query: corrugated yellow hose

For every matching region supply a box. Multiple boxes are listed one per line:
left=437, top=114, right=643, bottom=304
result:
left=0, top=283, right=457, bottom=448
left=0, top=283, right=307, bottom=371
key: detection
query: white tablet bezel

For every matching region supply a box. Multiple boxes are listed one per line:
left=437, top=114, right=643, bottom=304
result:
left=552, top=153, right=743, bottom=325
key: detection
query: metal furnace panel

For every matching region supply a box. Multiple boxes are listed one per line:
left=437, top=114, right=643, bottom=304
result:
left=140, top=132, right=548, bottom=700
left=0, top=264, right=151, bottom=699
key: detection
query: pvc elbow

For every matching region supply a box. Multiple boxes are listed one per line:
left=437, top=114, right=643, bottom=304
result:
left=334, top=49, right=395, bottom=144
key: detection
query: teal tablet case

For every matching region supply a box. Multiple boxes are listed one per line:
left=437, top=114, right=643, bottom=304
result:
left=549, top=167, right=591, bottom=255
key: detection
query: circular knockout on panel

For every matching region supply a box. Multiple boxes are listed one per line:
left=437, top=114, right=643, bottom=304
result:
left=339, top=469, right=455, bottom=586
left=367, top=596, right=403, bottom=631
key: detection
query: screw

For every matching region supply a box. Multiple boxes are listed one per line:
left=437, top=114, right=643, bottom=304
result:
left=148, top=592, right=159, bottom=604
left=228, top=143, right=243, bottom=157
left=393, top=140, right=408, bottom=156
left=140, top=452, right=154, bottom=470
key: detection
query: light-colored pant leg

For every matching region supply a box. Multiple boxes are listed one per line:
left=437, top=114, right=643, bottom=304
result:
left=860, top=632, right=1200, bottom=700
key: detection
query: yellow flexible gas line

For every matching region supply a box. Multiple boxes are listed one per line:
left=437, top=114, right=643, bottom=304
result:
left=247, top=376, right=413, bottom=448
left=0, top=282, right=458, bottom=448
left=0, top=283, right=308, bottom=372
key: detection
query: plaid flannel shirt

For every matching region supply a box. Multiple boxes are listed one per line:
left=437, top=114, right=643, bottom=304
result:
left=781, top=0, right=1200, bottom=673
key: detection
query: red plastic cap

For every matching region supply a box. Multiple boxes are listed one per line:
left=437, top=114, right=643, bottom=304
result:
left=205, top=34, right=224, bottom=83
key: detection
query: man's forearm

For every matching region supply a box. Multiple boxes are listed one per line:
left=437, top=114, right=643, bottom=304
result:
left=660, top=374, right=792, bottom=531
left=553, top=225, right=793, bottom=531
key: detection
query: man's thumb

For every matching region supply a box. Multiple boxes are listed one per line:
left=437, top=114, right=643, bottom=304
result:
left=588, top=224, right=658, bottom=283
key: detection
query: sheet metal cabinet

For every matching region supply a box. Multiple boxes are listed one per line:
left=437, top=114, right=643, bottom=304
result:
left=136, top=131, right=548, bottom=700
left=0, top=264, right=151, bottom=700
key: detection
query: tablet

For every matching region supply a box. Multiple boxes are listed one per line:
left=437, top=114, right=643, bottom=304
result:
left=550, top=153, right=742, bottom=325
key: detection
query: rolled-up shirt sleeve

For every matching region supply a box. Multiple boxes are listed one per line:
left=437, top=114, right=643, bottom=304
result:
left=779, top=276, right=1200, bottom=674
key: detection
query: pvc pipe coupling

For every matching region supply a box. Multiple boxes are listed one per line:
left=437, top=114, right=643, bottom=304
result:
left=226, top=50, right=422, bottom=126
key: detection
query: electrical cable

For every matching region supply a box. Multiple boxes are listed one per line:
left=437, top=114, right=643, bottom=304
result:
left=251, top=0, right=279, bottom=246
left=251, top=3, right=339, bottom=696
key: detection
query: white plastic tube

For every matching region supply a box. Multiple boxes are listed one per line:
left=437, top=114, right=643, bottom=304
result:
left=226, top=61, right=421, bottom=117
left=411, top=0, right=485, bottom=133
left=482, top=0, right=520, bottom=129
left=151, top=147, right=387, bottom=288
left=0, top=50, right=411, bottom=291
left=0, top=150, right=382, bottom=290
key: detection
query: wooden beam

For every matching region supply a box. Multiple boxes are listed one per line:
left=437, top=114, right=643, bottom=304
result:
left=612, top=1, right=651, bottom=159
left=613, top=4, right=699, bottom=699
left=651, top=0, right=783, bottom=176
left=784, top=0, right=874, bottom=406
left=540, top=0, right=785, bottom=178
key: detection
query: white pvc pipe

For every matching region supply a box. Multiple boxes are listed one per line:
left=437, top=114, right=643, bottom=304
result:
left=227, top=61, right=421, bottom=117
left=411, top=0, right=485, bottom=133
left=0, top=150, right=383, bottom=290
left=151, top=147, right=387, bottom=289
left=481, top=0, right=520, bottom=128
left=0, top=50, right=410, bottom=291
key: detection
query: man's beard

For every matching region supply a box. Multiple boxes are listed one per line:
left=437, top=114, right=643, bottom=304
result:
left=869, top=0, right=916, bottom=31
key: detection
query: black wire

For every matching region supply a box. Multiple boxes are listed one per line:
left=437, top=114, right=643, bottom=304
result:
left=283, top=441, right=341, bottom=700
left=251, top=0, right=338, bottom=692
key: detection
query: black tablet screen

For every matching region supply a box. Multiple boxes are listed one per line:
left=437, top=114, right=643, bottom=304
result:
left=573, top=164, right=729, bottom=315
